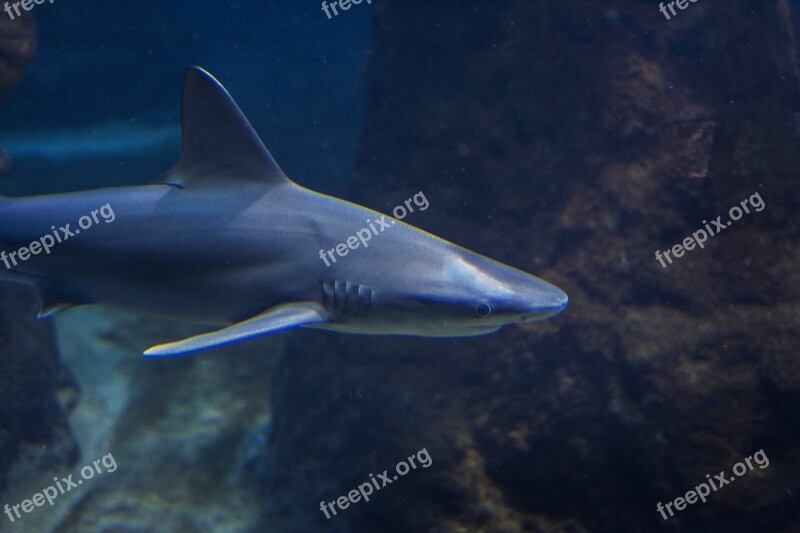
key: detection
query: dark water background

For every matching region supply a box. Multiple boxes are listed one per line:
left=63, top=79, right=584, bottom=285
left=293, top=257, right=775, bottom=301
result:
left=0, top=0, right=370, bottom=196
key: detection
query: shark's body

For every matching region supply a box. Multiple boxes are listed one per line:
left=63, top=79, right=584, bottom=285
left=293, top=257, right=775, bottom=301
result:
left=0, top=67, right=567, bottom=356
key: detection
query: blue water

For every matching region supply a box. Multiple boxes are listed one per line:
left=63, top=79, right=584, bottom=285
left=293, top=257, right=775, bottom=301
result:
left=0, top=0, right=370, bottom=195
left=0, top=4, right=372, bottom=531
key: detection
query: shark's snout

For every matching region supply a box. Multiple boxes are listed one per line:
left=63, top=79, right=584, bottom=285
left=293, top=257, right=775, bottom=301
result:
left=521, top=285, right=568, bottom=322
left=464, top=252, right=569, bottom=327
left=508, top=274, right=568, bottom=323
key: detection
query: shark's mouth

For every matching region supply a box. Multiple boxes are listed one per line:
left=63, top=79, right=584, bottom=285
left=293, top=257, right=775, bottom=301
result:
left=461, top=325, right=503, bottom=336
left=520, top=301, right=569, bottom=323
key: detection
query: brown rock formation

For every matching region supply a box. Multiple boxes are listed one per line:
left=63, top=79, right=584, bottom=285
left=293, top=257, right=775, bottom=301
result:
left=264, top=1, right=800, bottom=532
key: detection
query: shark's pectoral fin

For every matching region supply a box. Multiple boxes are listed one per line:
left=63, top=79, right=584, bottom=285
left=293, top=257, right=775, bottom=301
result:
left=143, top=302, right=329, bottom=358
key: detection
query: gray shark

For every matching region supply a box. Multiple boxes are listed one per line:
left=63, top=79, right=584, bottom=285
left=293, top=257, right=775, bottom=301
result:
left=0, top=67, right=568, bottom=356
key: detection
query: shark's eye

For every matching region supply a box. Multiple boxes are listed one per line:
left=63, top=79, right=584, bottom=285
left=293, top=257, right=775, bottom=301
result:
left=475, top=303, right=492, bottom=318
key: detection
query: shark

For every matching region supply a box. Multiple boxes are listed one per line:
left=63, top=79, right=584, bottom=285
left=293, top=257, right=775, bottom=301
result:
left=0, top=66, right=568, bottom=357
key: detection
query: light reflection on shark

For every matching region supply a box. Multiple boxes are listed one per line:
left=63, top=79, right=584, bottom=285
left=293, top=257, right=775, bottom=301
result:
left=0, top=67, right=568, bottom=356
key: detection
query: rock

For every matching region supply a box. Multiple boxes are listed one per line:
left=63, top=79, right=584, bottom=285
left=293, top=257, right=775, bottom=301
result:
left=0, top=283, right=78, bottom=493
left=264, top=1, right=800, bottom=531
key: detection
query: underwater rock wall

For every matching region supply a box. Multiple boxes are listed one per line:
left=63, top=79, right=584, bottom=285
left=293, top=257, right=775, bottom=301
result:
left=47, top=310, right=279, bottom=532
left=0, top=284, right=77, bottom=493
left=265, top=1, right=800, bottom=532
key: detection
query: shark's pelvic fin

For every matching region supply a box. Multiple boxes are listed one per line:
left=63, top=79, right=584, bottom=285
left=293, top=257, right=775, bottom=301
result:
left=163, top=66, right=290, bottom=188
left=35, top=284, right=79, bottom=318
left=143, top=302, right=330, bottom=357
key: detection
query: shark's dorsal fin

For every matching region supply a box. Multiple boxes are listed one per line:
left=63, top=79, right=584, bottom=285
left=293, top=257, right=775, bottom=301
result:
left=164, top=66, right=289, bottom=188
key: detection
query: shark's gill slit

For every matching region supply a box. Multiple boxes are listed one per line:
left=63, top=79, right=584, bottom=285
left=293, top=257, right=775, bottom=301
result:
left=322, top=281, right=372, bottom=315
left=323, top=281, right=373, bottom=316
left=357, top=285, right=372, bottom=314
